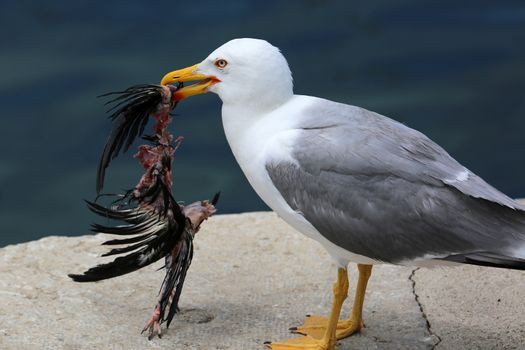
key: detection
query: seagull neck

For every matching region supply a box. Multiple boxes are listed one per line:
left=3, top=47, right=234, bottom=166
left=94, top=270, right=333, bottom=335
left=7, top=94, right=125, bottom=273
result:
left=219, top=81, right=294, bottom=113
left=221, top=95, right=293, bottom=126
left=221, top=104, right=265, bottom=133
left=221, top=95, right=297, bottom=152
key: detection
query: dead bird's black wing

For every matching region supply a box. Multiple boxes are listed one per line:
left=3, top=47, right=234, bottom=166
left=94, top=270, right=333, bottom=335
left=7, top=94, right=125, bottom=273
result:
left=158, top=228, right=194, bottom=328
left=68, top=191, right=187, bottom=282
left=96, top=84, right=164, bottom=194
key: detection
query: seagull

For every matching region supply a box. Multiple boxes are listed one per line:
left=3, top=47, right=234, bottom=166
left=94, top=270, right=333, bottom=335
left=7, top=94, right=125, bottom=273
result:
left=160, top=38, right=525, bottom=349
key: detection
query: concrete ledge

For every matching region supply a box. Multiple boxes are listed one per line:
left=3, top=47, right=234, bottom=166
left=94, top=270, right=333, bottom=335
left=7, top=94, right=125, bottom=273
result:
left=1, top=212, right=524, bottom=349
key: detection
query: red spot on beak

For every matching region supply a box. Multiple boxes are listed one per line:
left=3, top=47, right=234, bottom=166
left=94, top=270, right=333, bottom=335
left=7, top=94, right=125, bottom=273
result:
left=172, top=91, right=185, bottom=101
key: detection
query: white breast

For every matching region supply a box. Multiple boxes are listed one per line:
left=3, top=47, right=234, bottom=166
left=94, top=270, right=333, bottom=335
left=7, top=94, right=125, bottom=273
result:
left=221, top=96, right=379, bottom=267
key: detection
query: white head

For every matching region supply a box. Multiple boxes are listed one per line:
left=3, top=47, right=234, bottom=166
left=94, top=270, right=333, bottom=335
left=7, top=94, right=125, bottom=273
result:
left=161, top=38, right=294, bottom=111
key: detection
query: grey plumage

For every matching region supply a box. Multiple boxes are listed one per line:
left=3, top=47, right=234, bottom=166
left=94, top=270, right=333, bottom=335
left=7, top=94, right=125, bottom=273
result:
left=266, top=98, right=525, bottom=266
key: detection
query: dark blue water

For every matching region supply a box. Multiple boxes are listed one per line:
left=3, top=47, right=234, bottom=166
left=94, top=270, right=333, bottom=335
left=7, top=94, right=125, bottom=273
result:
left=1, top=0, right=525, bottom=246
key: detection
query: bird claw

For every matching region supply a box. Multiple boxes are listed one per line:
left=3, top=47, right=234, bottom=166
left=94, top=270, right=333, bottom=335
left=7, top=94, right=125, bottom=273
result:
left=142, top=306, right=163, bottom=340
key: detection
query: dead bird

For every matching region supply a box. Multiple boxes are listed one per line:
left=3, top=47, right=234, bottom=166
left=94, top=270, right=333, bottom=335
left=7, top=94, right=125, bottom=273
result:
left=69, top=83, right=219, bottom=339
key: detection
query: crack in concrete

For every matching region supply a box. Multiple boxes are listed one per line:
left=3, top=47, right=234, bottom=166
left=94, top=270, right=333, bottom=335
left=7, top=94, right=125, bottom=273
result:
left=371, top=335, right=391, bottom=344
left=409, top=268, right=442, bottom=349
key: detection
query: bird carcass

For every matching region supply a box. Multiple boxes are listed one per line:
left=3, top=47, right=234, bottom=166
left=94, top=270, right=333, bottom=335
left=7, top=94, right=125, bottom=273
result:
left=68, top=83, right=219, bottom=340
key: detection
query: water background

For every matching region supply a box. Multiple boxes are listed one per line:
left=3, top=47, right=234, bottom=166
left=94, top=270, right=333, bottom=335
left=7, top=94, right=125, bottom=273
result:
left=1, top=0, right=525, bottom=246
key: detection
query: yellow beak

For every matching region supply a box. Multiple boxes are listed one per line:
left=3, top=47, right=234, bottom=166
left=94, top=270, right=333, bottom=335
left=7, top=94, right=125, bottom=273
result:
left=160, top=64, right=219, bottom=100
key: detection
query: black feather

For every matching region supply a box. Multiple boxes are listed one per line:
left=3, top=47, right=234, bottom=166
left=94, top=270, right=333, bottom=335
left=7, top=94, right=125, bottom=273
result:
left=102, top=231, right=156, bottom=246
left=211, top=191, right=221, bottom=206
left=84, top=200, right=149, bottom=224
left=441, top=252, right=525, bottom=270
left=93, top=218, right=158, bottom=236
left=69, top=197, right=185, bottom=282
left=96, top=85, right=165, bottom=194
left=158, top=228, right=194, bottom=328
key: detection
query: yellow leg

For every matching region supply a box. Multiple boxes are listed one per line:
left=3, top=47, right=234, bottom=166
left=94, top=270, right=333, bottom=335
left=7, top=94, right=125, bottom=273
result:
left=265, top=268, right=349, bottom=349
left=292, top=264, right=373, bottom=340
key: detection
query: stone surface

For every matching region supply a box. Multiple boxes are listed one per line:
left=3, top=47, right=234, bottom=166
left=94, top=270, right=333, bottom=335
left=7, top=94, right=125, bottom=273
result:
left=413, top=266, right=525, bottom=350
left=0, top=211, right=524, bottom=350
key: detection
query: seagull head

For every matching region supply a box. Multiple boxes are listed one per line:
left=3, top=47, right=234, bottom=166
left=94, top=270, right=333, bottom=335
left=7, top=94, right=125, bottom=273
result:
left=161, top=38, right=294, bottom=110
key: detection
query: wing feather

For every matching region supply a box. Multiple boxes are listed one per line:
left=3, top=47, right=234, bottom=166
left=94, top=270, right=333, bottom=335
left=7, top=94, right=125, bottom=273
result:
left=266, top=100, right=525, bottom=263
left=291, top=100, right=525, bottom=210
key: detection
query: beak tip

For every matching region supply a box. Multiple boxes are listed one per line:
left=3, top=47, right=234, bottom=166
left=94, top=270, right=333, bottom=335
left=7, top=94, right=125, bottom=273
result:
left=160, top=76, right=172, bottom=86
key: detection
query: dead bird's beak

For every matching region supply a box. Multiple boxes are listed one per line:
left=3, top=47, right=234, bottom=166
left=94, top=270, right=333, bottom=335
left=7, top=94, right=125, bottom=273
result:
left=160, top=64, right=219, bottom=101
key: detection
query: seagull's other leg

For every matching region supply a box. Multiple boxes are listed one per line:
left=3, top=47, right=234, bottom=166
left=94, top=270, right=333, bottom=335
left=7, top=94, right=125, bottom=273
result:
left=338, top=264, right=373, bottom=337
left=265, top=268, right=348, bottom=350
left=292, top=264, right=373, bottom=340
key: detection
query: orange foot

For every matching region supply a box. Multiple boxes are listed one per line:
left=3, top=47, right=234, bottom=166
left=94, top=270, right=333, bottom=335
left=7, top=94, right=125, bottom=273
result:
left=265, top=335, right=334, bottom=350
left=290, top=315, right=364, bottom=340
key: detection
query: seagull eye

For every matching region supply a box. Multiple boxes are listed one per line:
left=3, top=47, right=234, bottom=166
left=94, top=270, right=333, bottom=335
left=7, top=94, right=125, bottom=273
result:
left=214, top=59, right=228, bottom=69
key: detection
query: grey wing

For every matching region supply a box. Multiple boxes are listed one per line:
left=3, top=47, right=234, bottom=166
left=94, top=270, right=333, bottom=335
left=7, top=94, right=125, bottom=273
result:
left=266, top=100, right=525, bottom=263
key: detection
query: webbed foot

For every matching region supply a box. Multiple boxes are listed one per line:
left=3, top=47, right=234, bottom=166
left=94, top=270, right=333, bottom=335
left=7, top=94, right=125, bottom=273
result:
left=291, top=314, right=364, bottom=340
